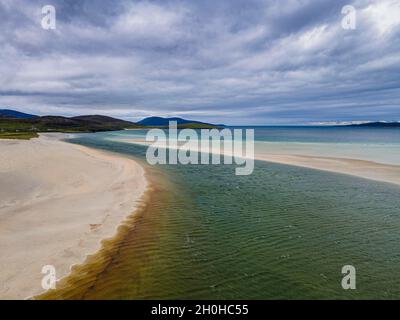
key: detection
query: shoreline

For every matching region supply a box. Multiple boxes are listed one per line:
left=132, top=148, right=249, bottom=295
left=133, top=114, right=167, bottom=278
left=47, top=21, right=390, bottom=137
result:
left=254, top=153, right=400, bottom=187
left=36, top=170, right=158, bottom=300
left=116, top=138, right=400, bottom=186
left=0, top=134, right=148, bottom=299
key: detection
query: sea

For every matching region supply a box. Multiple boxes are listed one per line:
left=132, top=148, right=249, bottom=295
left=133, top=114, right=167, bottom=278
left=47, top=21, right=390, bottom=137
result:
left=44, top=126, right=400, bottom=299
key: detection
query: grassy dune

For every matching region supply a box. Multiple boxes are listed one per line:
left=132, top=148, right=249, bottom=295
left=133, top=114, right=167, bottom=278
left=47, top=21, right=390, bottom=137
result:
left=0, top=131, right=39, bottom=140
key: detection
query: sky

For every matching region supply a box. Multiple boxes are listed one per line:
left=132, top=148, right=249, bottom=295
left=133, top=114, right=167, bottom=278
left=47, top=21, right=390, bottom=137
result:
left=0, top=0, right=399, bottom=125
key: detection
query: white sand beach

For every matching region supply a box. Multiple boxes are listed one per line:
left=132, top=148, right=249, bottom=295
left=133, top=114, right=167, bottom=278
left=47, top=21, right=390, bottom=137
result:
left=254, top=153, right=400, bottom=186
left=0, top=134, right=147, bottom=300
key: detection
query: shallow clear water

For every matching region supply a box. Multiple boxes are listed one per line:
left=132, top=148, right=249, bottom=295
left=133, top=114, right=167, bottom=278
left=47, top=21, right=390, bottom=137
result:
left=56, top=128, right=400, bottom=299
left=109, top=126, right=400, bottom=165
left=251, top=126, right=400, bottom=144
left=252, top=126, right=400, bottom=165
left=109, top=126, right=400, bottom=144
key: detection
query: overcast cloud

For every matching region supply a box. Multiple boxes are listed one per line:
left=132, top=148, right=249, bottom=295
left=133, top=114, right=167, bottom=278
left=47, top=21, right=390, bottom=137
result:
left=0, top=0, right=399, bottom=124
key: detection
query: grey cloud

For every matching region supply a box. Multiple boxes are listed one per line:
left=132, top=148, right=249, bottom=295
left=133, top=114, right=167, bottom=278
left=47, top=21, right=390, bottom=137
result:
left=0, top=0, right=399, bottom=124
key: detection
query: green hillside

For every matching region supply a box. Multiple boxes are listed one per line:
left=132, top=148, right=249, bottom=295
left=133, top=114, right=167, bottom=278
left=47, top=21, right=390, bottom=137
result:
left=0, top=111, right=225, bottom=140
left=0, top=115, right=140, bottom=139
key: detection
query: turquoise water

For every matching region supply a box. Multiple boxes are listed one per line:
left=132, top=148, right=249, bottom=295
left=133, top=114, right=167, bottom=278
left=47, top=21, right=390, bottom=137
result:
left=250, top=126, right=400, bottom=144
left=63, top=128, right=400, bottom=299
left=103, top=126, right=400, bottom=144
left=107, top=126, right=400, bottom=165
left=251, top=126, right=400, bottom=165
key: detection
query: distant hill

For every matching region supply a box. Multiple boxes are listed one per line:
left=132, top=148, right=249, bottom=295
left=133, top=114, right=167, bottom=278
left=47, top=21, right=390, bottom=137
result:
left=347, top=122, right=400, bottom=128
left=0, top=113, right=140, bottom=139
left=34, top=115, right=140, bottom=131
left=138, top=116, right=222, bottom=128
left=71, top=115, right=137, bottom=127
left=27, top=115, right=140, bottom=132
left=0, top=109, right=38, bottom=119
left=0, top=109, right=225, bottom=140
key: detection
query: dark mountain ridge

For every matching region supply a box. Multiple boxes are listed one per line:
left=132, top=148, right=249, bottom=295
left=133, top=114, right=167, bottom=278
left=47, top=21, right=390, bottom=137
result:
left=138, top=116, right=221, bottom=128
left=346, top=122, right=400, bottom=128
left=0, top=113, right=140, bottom=138
left=0, top=109, right=38, bottom=119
